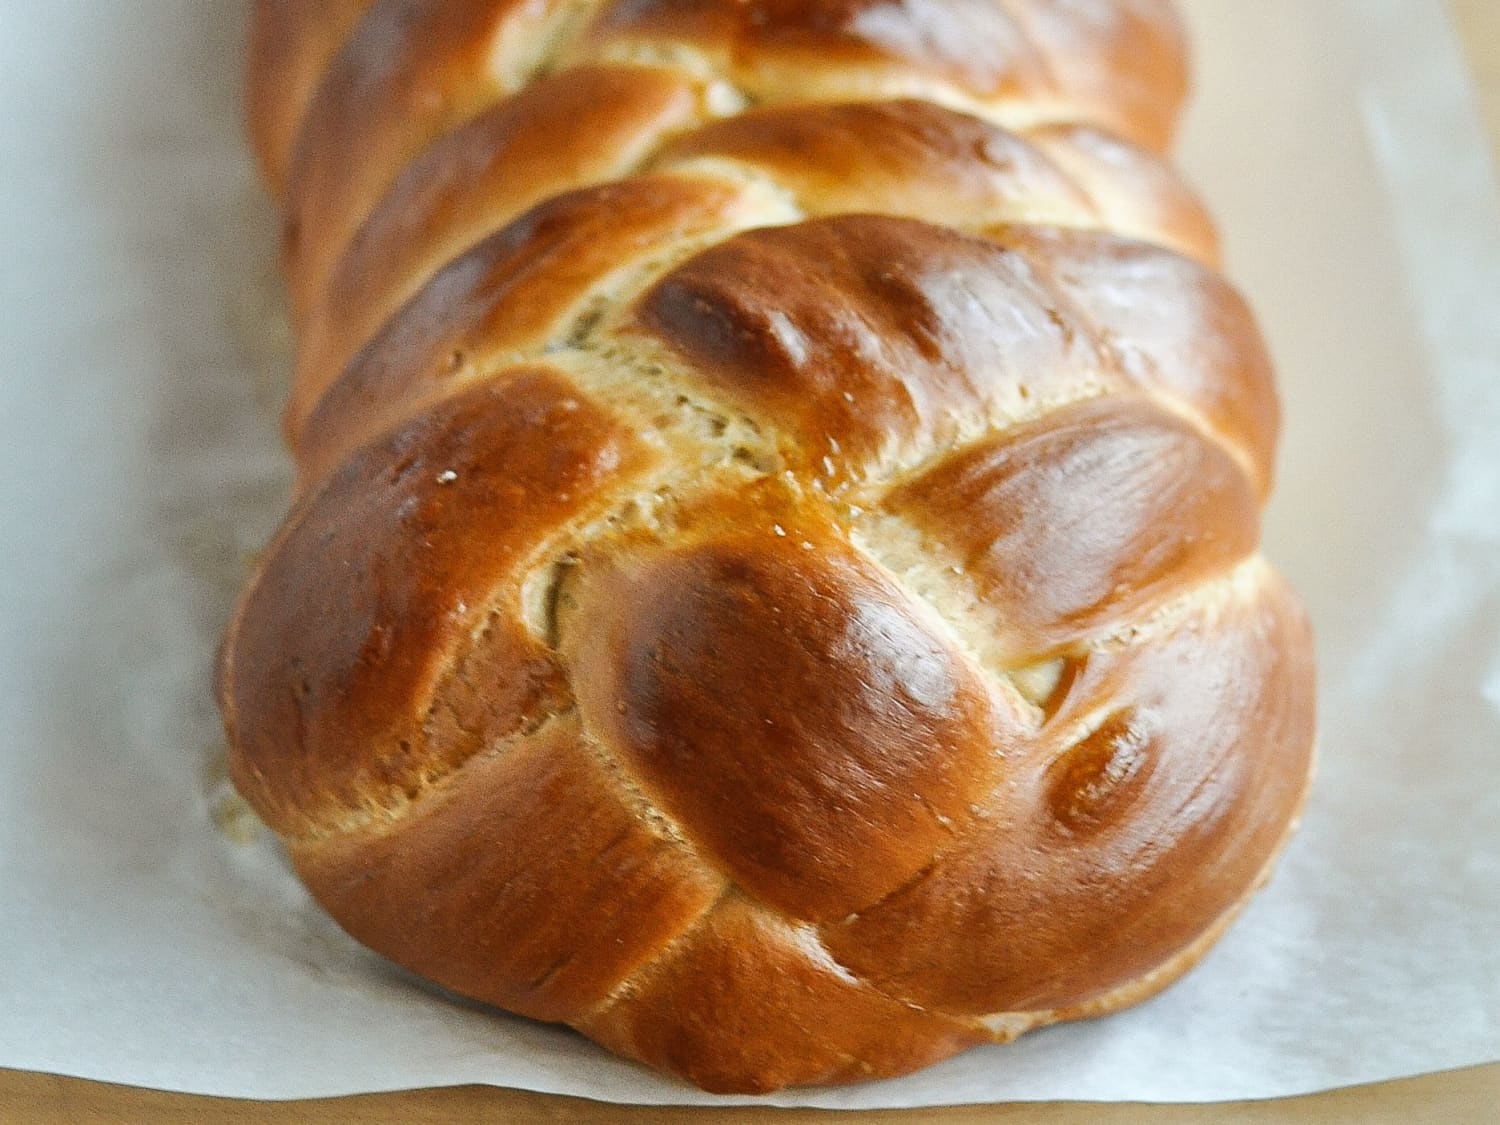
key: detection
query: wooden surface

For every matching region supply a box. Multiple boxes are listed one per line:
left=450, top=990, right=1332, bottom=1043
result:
left=7, top=4, right=1499, bottom=1123
left=1452, top=0, right=1500, bottom=145
left=5, top=1064, right=1500, bottom=1125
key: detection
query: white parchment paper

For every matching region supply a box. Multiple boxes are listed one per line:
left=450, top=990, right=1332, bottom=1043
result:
left=1, top=0, right=1498, bottom=1108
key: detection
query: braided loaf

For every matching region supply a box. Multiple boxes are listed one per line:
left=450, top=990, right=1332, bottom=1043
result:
left=223, top=0, right=1316, bottom=1093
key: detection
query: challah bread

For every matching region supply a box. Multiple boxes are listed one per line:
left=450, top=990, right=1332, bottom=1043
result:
left=223, top=0, right=1317, bottom=1094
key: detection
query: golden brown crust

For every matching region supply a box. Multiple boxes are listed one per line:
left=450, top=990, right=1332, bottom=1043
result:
left=289, top=172, right=766, bottom=478
left=635, top=215, right=1112, bottom=480
left=1023, top=121, right=1219, bottom=262
left=282, top=0, right=600, bottom=324
left=576, top=0, right=1185, bottom=148
left=292, top=64, right=703, bottom=430
left=999, top=0, right=1188, bottom=151
left=886, top=395, right=1261, bottom=661
left=221, top=367, right=657, bottom=834
left=246, top=0, right=373, bottom=194
left=563, top=496, right=1021, bottom=921
left=820, top=568, right=1315, bottom=1015
left=657, top=99, right=1218, bottom=262
left=579, top=896, right=982, bottom=1094
left=583, top=0, right=1058, bottom=99
left=227, top=0, right=1317, bottom=1094
left=291, top=716, right=726, bottom=1023
left=994, top=225, right=1281, bottom=494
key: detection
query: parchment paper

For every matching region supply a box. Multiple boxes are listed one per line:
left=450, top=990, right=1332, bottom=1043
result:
left=1, top=0, right=1497, bottom=1108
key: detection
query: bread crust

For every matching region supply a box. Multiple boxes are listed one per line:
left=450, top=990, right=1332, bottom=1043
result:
left=226, top=0, right=1316, bottom=1093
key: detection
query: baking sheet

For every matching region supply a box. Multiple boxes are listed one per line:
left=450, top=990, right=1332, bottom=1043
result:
left=1, top=0, right=1498, bottom=1108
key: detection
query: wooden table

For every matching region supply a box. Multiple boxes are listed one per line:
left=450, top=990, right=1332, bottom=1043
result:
left=1454, top=0, right=1500, bottom=142
left=7, top=4, right=1498, bottom=1121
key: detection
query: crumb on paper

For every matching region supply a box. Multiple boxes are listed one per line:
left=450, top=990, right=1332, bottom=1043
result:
left=211, top=791, right=262, bottom=846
